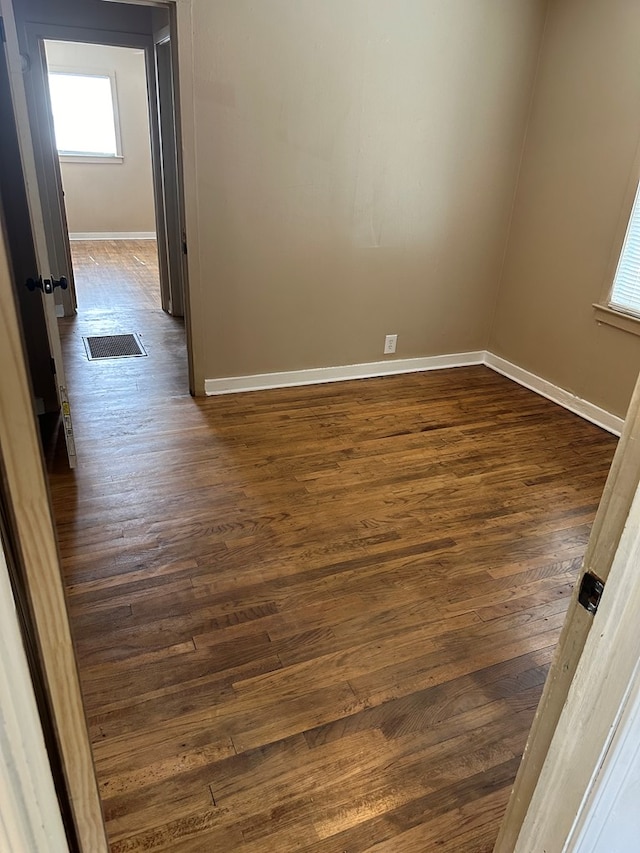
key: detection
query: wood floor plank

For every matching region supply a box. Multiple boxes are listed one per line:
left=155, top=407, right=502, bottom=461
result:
left=44, top=240, right=618, bottom=850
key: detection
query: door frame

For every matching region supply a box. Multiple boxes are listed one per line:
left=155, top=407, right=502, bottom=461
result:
left=18, top=0, right=199, bottom=395
left=117, top=0, right=203, bottom=394
left=153, top=26, right=186, bottom=319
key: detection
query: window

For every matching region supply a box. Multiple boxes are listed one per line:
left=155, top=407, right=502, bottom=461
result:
left=609, top=180, right=640, bottom=318
left=48, top=71, right=121, bottom=160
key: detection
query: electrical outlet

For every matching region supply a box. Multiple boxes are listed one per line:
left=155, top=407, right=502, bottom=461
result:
left=384, top=334, right=398, bottom=355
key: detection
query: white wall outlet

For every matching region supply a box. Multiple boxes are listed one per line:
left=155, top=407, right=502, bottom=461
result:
left=384, top=334, right=398, bottom=355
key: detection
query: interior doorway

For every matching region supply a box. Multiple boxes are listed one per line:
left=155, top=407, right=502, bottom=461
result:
left=8, top=0, right=196, bottom=470
left=13, top=0, right=195, bottom=455
left=43, top=38, right=165, bottom=320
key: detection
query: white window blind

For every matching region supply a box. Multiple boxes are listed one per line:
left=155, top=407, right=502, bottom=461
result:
left=610, top=180, right=640, bottom=317
left=48, top=72, right=119, bottom=158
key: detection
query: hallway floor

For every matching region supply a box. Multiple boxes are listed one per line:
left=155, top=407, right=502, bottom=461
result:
left=44, top=239, right=187, bottom=472
left=47, top=248, right=617, bottom=851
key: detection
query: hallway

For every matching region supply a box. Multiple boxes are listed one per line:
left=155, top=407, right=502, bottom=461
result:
left=46, top=239, right=188, bottom=472
left=46, top=259, right=617, bottom=851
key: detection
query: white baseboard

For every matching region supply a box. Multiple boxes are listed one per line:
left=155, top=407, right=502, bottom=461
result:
left=204, top=352, right=485, bottom=395
left=204, top=349, right=623, bottom=436
left=484, top=353, right=623, bottom=436
left=69, top=231, right=156, bottom=241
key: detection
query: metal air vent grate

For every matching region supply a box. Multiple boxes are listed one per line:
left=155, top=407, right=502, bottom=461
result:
left=83, top=333, right=147, bottom=361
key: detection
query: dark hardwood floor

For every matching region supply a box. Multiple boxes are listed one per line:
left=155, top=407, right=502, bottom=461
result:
left=47, top=241, right=617, bottom=851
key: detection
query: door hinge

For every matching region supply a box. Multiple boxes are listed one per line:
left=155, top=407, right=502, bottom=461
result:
left=578, top=571, right=605, bottom=615
left=50, top=357, right=56, bottom=376
left=182, top=231, right=188, bottom=256
left=0, top=17, right=6, bottom=43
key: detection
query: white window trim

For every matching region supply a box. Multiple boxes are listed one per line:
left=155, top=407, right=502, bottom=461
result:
left=58, top=154, right=124, bottom=164
left=47, top=64, right=124, bottom=164
left=593, top=301, right=640, bottom=336
left=594, top=158, right=640, bottom=337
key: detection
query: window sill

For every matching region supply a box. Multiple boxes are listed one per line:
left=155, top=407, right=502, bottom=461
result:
left=593, top=303, right=640, bottom=337
left=58, top=155, right=124, bottom=165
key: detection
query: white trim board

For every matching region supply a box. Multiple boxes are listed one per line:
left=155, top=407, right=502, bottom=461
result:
left=484, top=353, right=623, bottom=437
left=69, top=231, right=156, bottom=240
left=204, top=351, right=624, bottom=437
left=204, top=352, right=485, bottom=395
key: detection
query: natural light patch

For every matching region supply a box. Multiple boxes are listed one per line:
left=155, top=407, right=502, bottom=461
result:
left=610, top=180, right=640, bottom=318
left=48, top=72, right=119, bottom=157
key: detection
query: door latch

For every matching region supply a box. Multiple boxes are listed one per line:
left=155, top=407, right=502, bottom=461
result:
left=578, top=571, right=605, bottom=615
left=26, top=275, right=68, bottom=294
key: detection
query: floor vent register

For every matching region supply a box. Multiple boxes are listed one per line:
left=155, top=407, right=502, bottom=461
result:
left=83, top=333, right=147, bottom=361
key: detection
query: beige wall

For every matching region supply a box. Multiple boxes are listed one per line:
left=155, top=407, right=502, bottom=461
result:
left=44, top=41, right=155, bottom=235
left=490, top=0, right=640, bottom=419
left=188, top=0, right=548, bottom=382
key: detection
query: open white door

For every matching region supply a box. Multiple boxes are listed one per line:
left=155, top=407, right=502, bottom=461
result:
left=1, top=0, right=76, bottom=468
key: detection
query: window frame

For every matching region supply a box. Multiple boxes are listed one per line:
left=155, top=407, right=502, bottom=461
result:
left=47, top=65, right=124, bottom=164
left=594, top=165, right=640, bottom=337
